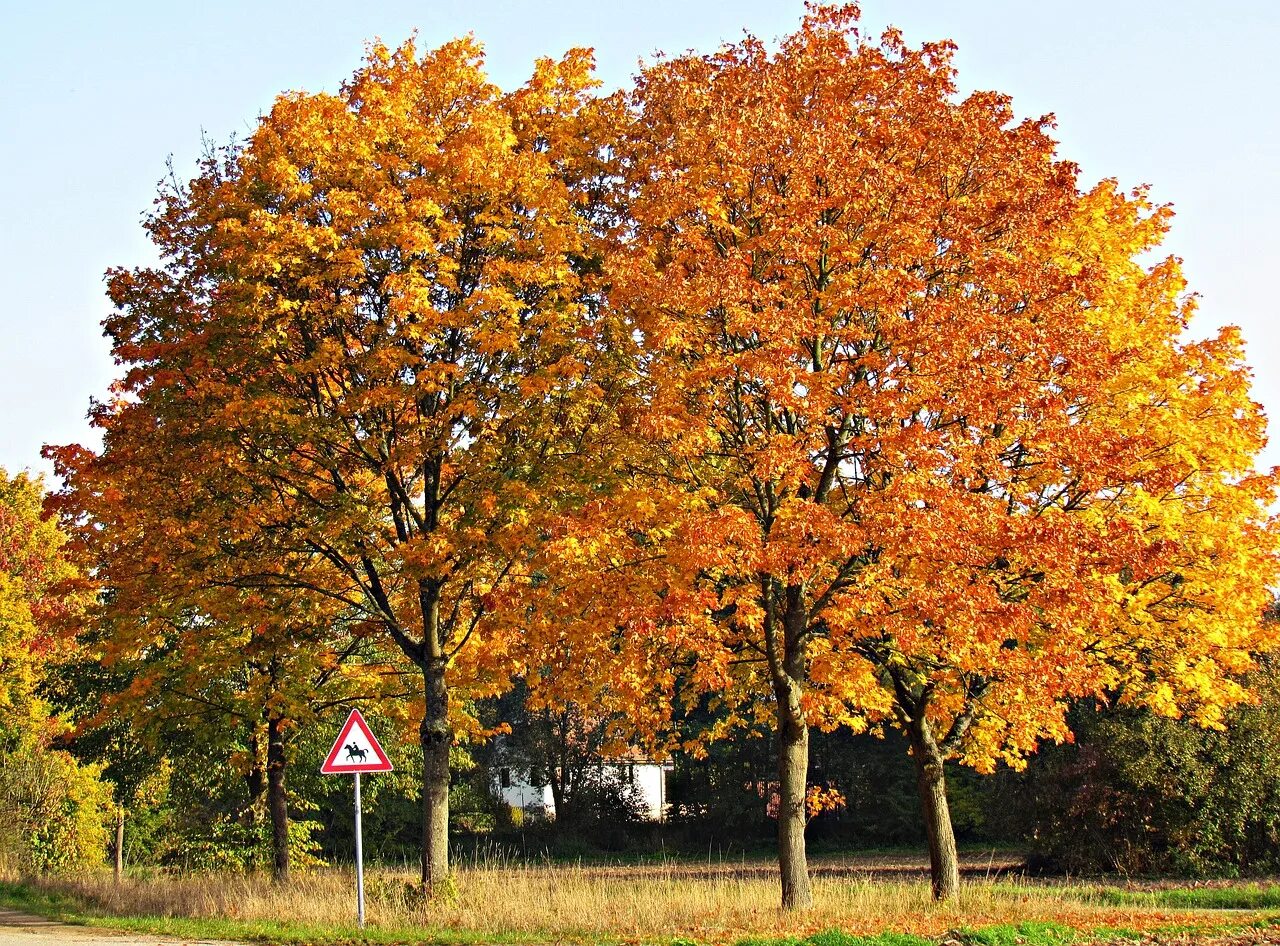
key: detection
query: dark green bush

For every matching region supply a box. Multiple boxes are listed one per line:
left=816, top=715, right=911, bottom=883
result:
left=1006, top=656, right=1280, bottom=875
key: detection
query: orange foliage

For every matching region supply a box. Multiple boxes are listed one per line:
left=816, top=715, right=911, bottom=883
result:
left=600, top=1, right=1279, bottom=773
left=51, top=35, right=626, bottom=885
left=41, top=3, right=1280, bottom=904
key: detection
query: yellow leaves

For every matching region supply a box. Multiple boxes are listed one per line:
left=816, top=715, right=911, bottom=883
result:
left=0, top=470, right=84, bottom=725
left=72, top=32, right=636, bottom=750
left=804, top=784, right=846, bottom=819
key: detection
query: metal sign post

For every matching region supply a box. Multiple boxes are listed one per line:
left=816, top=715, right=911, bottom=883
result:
left=320, top=709, right=393, bottom=931
left=354, top=772, right=365, bottom=928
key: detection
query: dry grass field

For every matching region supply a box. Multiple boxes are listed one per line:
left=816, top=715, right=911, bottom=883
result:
left=12, top=853, right=1275, bottom=944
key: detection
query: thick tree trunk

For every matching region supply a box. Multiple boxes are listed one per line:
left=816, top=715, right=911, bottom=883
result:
left=420, top=657, right=451, bottom=891
left=266, top=714, right=290, bottom=883
left=766, top=581, right=814, bottom=912
left=776, top=704, right=812, bottom=911
left=907, top=715, right=959, bottom=901
left=113, top=806, right=124, bottom=884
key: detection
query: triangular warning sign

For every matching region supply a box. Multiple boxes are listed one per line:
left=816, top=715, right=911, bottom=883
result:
left=321, top=709, right=394, bottom=774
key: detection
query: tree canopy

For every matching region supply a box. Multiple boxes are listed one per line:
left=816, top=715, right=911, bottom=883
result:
left=43, top=4, right=1280, bottom=909
left=596, top=5, right=1279, bottom=904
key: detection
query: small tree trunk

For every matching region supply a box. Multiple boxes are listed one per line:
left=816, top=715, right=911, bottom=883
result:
left=266, top=714, right=290, bottom=883
left=113, top=805, right=125, bottom=884
left=908, top=715, right=960, bottom=901
left=421, top=656, right=451, bottom=891
left=551, top=709, right=576, bottom=827
left=244, top=724, right=265, bottom=829
left=776, top=707, right=813, bottom=911
left=547, top=759, right=566, bottom=825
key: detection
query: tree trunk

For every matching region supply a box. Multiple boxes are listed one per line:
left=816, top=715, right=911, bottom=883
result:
left=266, top=714, right=290, bottom=883
left=549, top=709, right=572, bottom=827
left=113, top=805, right=124, bottom=884
left=420, top=657, right=451, bottom=891
left=767, top=581, right=813, bottom=912
left=776, top=704, right=812, bottom=910
left=907, top=715, right=959, bottom=901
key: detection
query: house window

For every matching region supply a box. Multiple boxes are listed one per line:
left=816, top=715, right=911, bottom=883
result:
left=500, top=767, right=511, bottom=788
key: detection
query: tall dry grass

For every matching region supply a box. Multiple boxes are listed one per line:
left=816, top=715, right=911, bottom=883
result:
left=18, top=856, right=1222, bottom=941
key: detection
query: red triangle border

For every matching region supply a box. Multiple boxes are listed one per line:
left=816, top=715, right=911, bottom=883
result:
left=320, top=709, right=394, bottom=774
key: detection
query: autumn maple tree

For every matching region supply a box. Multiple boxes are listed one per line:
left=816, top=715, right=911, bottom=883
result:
left=58, top=37, right=624, bottom=890
left=49, top=407, right=395, bottom=882
left=608, top=5, right=1279, bottom=907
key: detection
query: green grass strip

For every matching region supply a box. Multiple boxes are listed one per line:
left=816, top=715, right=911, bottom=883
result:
left=1094, top=884, right=1280, bottom=911
left=730, top=924, right=1075, bottom=946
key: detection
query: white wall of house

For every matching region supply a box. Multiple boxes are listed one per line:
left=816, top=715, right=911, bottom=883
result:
left=627, top=762, right=669, bottom=821
left=494, top=765, right=554, bottom=817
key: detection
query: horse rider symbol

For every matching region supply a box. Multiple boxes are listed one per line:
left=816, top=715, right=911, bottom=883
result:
left=345, top=742, right=368, bottom=763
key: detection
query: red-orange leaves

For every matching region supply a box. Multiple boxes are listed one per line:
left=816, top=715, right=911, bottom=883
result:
left=605, top=4, right=1279, bottom=905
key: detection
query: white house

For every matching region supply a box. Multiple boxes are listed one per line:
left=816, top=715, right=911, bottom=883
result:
left=493, top=757, right=674, bottom=822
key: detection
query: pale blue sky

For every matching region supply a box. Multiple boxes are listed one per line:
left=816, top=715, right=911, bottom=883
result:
left=3, top=1, right=1277, bottom=477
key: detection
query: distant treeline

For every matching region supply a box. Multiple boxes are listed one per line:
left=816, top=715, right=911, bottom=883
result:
left=10, top=654, right=1276, bottom=880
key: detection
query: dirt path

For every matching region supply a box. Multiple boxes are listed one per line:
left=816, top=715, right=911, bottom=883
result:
left=0, top=906, right=245, bottom=946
